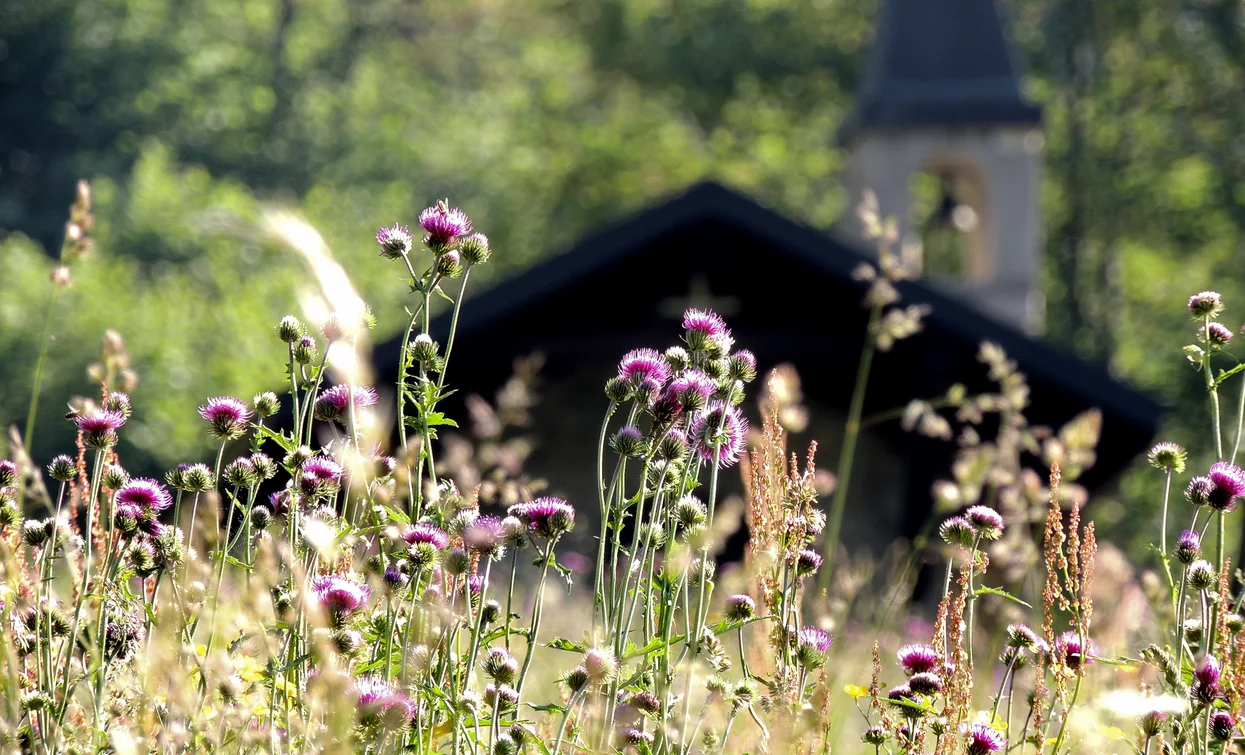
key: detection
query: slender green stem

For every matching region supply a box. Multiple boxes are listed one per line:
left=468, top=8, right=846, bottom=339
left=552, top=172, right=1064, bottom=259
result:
left=1233, top=371, right=1245, bottom=461
left=55, top=449, right=106, bottom=727
left=1205, top=315, right=1224, bottom=460
left=821, top=304, right=882, bottom=590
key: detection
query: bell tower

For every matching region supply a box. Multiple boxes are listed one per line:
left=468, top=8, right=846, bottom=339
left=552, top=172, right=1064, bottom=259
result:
left=841, top=0, right=1044, bottom=333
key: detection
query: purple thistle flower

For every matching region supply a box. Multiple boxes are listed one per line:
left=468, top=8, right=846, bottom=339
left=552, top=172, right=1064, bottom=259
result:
left=116, top=479, right=173, bottom=516
left=1189, top=290, right=1224, bottom=319
left=508, top=497, right=576, bottom=539
left=302, top=456, right=344, bottom=485
left=403, top=524, right=450, bottom=550
left=963, top=723, right=1005, bottom=755
left=724, top=594, right=756, bottom=621
left=688, top=401, right=748, bottom=468
left=1176, top=529, right=1202, bottom=564
left=618, top=348, right=672, bottom=388
left=1205, top=321, right=1234, bottom=347
left=794, top=627, right=833, bottom=669
left=1211, top=710, right=1235, bottom=741
left=1187, top=476, right=1214, bottom=507
left=964, top=505, right=1005, bottom=540
left=463, top=515, right=506, bottom=558
left=376, top=224, right=413, bottom=260
left=619, top=726, right=654, bottom=747
left=1193, top=655, right=1223, bottom=704
left=1208, top=461, right=1245, bottom=512
left=0, top=460, right=17, bottom=487
left=794, top=548, right=823, bottom=577
left=74, top=410, right=127, bottom=449
left=1054, top=631, right=1094, bottom=670
left=682, top=308, right=729, bottom=338
left=197, top=397, right=253, bottom=440
left=311, top=574, right=371, bottom=617
left=313, top=384, right=379, bottom=423
left=666, top=369, right=716, bottom=411
left=897, top=643, right=941, bottom=675
left=418, top=201, right=472, bottom=249
left=352, top=676, right=417, bottom=728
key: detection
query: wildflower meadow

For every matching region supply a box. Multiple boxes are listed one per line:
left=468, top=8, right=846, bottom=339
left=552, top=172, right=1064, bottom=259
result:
left=3, top=187, right=1245, bottom=755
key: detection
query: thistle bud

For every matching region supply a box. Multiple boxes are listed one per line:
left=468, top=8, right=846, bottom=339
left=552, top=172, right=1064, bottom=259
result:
left=277, top=316, right=305, bottom=343
left=604, top=377, right=631, bottom=403
left=101, top=464, right=129, bottom=491
left=664, top=345, right=690, bottom=371
left=459, top=233, right=491, bottom=265
left=410, top=334, right=439, bottom=364
left=253, top=392, right=281, bottom=418
left=294, top=336, right=318, bottom=365
left=436, top=250, right=463, bottom=278
left=47, top=455, right=77, bottom=483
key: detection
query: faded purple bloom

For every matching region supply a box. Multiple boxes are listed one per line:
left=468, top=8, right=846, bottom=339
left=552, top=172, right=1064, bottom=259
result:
left=963, top=723, right=1005, bottom=755
left=418, top=202, right=472, bottom=249
left=74, top=410, right=127, bottom=449
left=939, top=516, right=975, bottom=548
left=1193, top=655, right=1223, bottom=705
left=688, top=401, right=748, bottom=468
left=1005, top=624, right=1039, bottom=649
left=313, top=385, right=379, bottom=423
left=403, top=524, right=449, bottom=550
left=484, top=683, right=520, bottom=710
left=724, top=594, right=756, bottom=621
left=1206, top=322, right=1234, bottom=347
left=1176, top=530, right=1202, bottom=564
left=619, top=726, right=654, bottom=747
left=666, top=369, right=716, bottom=411
left=898, top=644, right=941, bottom=675
left=1208, top=462, right=1245, bottom=512
left=508, top=497, right=576, bottom=539
left=353, top=676, right=417, bottom=728
left=463, top=515, right=506, bottom=558
left=302, top=456, right=344, bottom=486
left=1054, top=631, right=1094, bottom=670
left=198, top=397, right=253, bottom=440
left=629, top=691, right=661, bottom=716
left=311, top=574, right=371, bottom=617
left=794, top=627, right=833, bottom=669
left=618, top=348, right=672, bottom=387
left=376, top=224, right=413, bottom=260
left=1189, top=291, right=1224, bottom=319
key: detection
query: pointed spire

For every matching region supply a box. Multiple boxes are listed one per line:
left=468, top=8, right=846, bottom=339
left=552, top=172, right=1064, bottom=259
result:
left=840, top=0, right=1041, bottom=143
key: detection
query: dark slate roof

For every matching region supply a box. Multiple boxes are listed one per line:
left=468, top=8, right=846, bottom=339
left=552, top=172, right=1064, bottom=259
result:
left=839, top=0, right=1043, bottom=142
left=375, top=182, right=1160, bottom=494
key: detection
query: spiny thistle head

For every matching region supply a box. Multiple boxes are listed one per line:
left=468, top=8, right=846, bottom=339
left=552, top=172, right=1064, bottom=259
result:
left=277, top=315, right=305, bottom=343
left=101, top=463, right=129, bottom=491
left=222, top=457, right=258, bottom=489
left=1211, top=711, right=1235, bottom=741
left=609, top=426, right=646, bottom=458
left=794, top=627, right=833, bottom=670
left=1189, top=291, right=1224, bottom=319
left=313, top=385, right=379, bottom=424
left=404, top=524, right=449, bottom=549
left=688, top=401, right=748, bottom=468
left=583, top=648, right=618, bottom=683
left=104, top=391, right=131, bottom=417
left=682, top=308, right=733, bottom=354
left=508, top=497, right=575, bottom=539
left=939, top=516, right=975, bottom=548
left=1054, top=631, right=1093, bottom=670
left=1147, top=442, right=1187, bottom=473
left=294, top=336, right=318, bottom=364
left=1193, top=655, right=1223, bottom=704
left=1187, top=476, right=1214, bottom=507
left=863, top=726, right=888, bottom=746
left=443, top=547, right=470, bottom=576
left=794, top=548, right=823, bottom=577
left=311, top=574, right=371, bottom=619
left=562, top=666, right=590, bottom=693
left=908, top=671, right=943, bottom=696
left=724, top=594, right=756, bottom=621
left=1176, top=530, right=1202, bottom=564
left=463, top=516, right=507, bottom=560
left=963, top=723, right=1005, bottom=755
left=1208, top=461, right=1245, bottom=511
left=1006, top=624, right=1039, bottom=649
left=618, top=348, right=672, bottom=388
left=1188, top=559, right=1217, bottom=591
left=483, top=648, right=519, bottom=684
left=376, top=224, right=413, bottom=259
left=897, top=644, right=941, bottom=675
left=74, top=409, right=126, bottom=449
left=198, top=396, right=252, bottom=440
left=965, top=505, right=1004, bottom=540
left=409, top=333, right=439, bottom=364
left=1204, top=321, right=1234, bottom=348
left=47, top=455, right=76, bottom=483
left=253, top=391, right=281, bottom=418
left=1138, top=710, right=1167, bottom=738
left=418, top=201, right=472, bottom=250
left=459, top=233, right=491, bottom=265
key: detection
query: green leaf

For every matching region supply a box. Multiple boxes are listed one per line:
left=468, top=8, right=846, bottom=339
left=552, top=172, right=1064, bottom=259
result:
left=973, top=586, right=1032, bottom=608
left=545, top=637, right=586, bottom=653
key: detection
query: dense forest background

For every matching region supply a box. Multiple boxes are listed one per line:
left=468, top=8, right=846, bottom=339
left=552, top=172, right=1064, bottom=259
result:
left=2, top=0, right=1243, bottom=551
